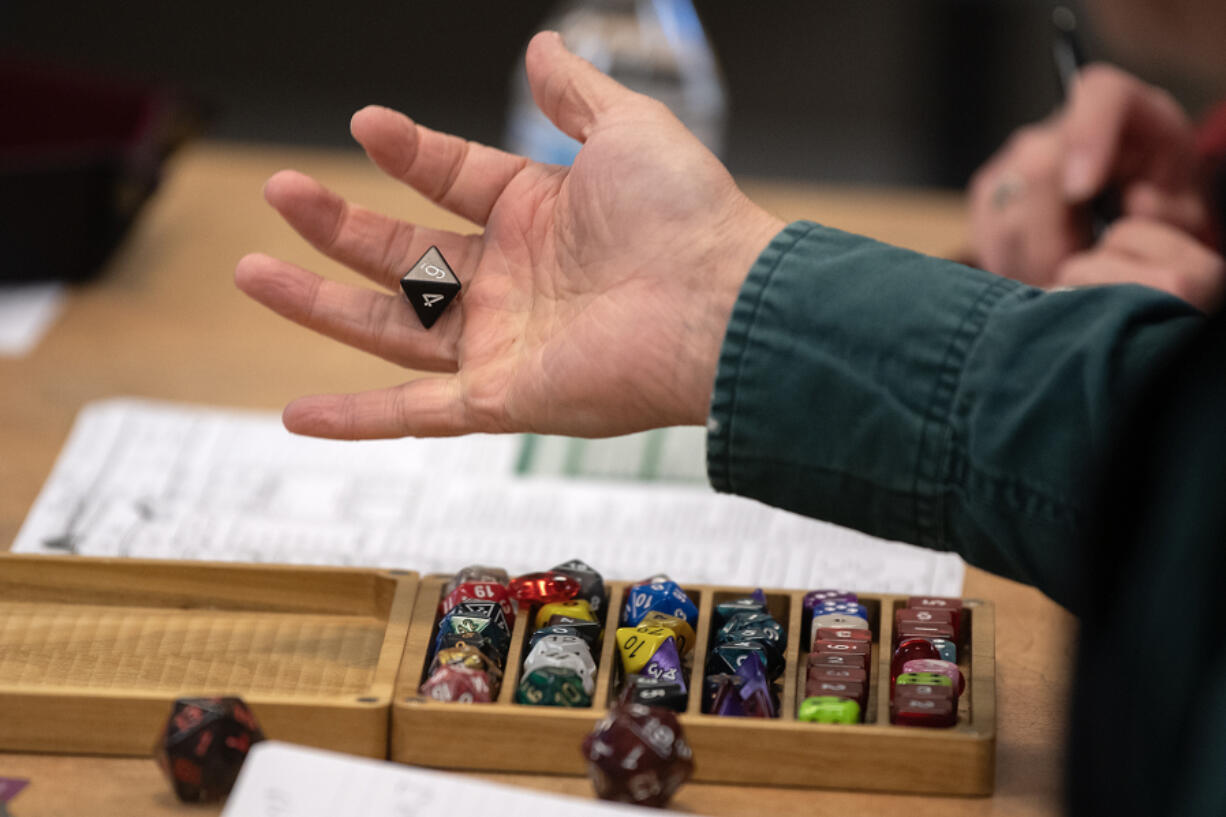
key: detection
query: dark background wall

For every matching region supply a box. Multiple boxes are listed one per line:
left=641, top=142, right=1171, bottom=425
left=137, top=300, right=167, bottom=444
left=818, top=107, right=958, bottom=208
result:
left=1, top=0, right=1208, bottom=188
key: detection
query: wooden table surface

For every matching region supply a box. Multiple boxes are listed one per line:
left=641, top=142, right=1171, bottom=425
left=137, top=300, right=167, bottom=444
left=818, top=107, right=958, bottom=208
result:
left=0, top=141, right=1076, bottom=816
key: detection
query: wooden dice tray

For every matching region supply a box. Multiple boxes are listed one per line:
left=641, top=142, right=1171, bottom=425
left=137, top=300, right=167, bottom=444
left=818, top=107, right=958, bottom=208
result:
left=0, top=556, right=994, bottom=795
left=0, top=555, right=416, bottom=757
left=392, top=576, right=996, bottom=796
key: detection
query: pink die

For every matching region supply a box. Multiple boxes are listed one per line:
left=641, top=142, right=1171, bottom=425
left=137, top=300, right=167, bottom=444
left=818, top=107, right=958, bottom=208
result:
left=900, top=658, right=964, bottom=695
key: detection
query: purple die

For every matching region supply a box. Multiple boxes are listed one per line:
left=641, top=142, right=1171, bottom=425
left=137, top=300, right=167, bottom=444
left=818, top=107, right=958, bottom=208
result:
left=813, top=600, right=869, bottom=621
left=803, top=589, right=858, bottom=612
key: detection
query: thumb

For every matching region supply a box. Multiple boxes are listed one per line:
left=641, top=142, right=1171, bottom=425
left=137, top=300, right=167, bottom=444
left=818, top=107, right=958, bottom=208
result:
left=525, top=30, right=639, bottom=144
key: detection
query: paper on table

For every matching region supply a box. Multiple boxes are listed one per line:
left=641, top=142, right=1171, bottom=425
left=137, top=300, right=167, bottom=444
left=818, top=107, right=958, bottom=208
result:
left=0, top=283, right=64, bottom=356
left=12, top=398, right=964, bottom=594
left=223, top=741, right=687, bottom=817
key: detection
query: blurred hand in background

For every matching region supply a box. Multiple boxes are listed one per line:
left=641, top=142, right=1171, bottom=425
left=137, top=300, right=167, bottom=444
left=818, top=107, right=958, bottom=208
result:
left=968, top=64, right=1223, bottom=310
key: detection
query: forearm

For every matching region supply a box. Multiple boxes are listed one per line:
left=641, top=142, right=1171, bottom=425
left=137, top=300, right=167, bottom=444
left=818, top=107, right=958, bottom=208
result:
left=707, top=221, right=1201, bottom=609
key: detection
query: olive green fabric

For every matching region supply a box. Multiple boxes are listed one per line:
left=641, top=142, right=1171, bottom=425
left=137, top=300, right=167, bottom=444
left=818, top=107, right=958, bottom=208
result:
left=706, top=220, right=1226, bottom=815
left=707, top=220, right=1200, bottom=612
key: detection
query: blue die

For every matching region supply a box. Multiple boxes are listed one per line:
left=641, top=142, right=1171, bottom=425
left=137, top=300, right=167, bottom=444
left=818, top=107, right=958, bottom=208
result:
left=621, top=581, right=699, bottom=626
left=813, top=601, right=869, bottom=621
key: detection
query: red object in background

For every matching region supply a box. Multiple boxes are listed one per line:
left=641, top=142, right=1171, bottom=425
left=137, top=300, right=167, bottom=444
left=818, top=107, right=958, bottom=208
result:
left=891, top=686, right=958, bottom=728
left=509, top=571, right=582, bottom=604
left=890, top=637, right=940, bottom=683
left=0, top=58, right=204, bottom=283
left=440, top=580, right=516, bottom=625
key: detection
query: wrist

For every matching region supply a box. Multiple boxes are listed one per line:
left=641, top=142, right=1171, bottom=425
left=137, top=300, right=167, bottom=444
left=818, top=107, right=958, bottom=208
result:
left=676, top=200, right=785, bottom=426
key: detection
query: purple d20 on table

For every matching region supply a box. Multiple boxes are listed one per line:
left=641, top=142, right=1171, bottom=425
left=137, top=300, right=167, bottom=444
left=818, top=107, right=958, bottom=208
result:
left=582, top=703, right=694, bottom=807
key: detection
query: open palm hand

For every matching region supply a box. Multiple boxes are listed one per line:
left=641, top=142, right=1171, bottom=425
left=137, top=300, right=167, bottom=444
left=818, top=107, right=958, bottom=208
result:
left=236, top=32, right=782, bottom=439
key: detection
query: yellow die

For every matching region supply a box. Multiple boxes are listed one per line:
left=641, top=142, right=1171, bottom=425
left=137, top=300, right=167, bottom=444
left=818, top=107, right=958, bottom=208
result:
left=616, top=625, right=675, bottom=674
left=535, top=599, right=596, bottom=631
left=638, top=611, right=696, bottom=656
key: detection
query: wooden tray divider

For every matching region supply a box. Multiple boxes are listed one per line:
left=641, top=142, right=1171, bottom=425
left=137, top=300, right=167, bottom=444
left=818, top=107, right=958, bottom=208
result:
left=777, top=590, right=803, bottom=722
left=966, top=599, right=996, bottom=740
left=684, top=586, right=715, bottom=716
left=873, top=594, right=898, bottom=726
left=595, top=583, right=626, bottom=710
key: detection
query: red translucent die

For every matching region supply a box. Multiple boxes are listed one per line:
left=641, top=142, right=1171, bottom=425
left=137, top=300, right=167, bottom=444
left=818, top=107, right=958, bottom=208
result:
left=907, top=596, right=963, bottom=613
left=806, top=665, right=867, bottom=684
left=891, top=687, right=957, bottom=727
left=897, top=607, right=959, bottom=644
left=901, top=658, right=964, bottom=695
left=807, top=651, right=869, bottom=671
left=894, top=621, right=956, bottom=646
left=154, top=697, right=265, bottom=803
left=419, top=666, right=494, bottom=703
left=804, top=677, right=866, bottom=706
left=509, top=572, right=582, bottom=605
left=815, top=626, right=872, bottom=644
left=440, top=581, right=516, bottom=625
left=812, top=640, right=871, bottom=665
left=891, top=638, right=940, bottom=682
left=907, top=596, right=964, bottom=642
left=582, top=703, right=694, bottom=807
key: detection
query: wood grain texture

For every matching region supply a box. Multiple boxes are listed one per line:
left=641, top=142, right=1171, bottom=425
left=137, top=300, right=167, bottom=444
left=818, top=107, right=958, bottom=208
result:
left=0, top=555, right=417, bottom=756
left=0, top=141, right=1074, bottom=816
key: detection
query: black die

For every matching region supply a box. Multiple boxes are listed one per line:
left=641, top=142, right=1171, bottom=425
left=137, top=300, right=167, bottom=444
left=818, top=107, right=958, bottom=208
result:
left=552, top=558, right=607, bottom=618
left=400, top=246, right=460, bottom=329
left=154, top=696, right=265, bottom=802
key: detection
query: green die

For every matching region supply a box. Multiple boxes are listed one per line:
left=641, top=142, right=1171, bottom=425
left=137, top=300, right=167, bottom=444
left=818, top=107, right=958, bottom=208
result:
left=895, top=672, right=954, bottom=687
left=797, top=695, right=861, bottom=724
left=515, top=667, right=592, bottom=707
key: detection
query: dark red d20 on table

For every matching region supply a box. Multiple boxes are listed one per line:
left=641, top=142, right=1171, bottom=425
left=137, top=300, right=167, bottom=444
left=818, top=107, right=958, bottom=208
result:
left=154, top=696, right=265, bottom=802
left=582, top=703, right=694, bottom=807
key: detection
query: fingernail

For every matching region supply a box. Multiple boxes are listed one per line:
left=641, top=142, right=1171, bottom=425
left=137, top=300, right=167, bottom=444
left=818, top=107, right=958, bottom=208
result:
left=1064, top=151, right=1095, bottom=200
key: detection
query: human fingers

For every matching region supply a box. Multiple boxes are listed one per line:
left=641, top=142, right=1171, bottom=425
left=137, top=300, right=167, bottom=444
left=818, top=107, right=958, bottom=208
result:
left=1062, top=64, right=1196, bottom=201
left=282, top=377, right=474, bottom=439
left=263, top=169, right=479, bottom=291
left=1121, top=181, right=1210, bottom=239
left=524, top=30, right=649, bottom=143
left=1057, top=218, right=1225, bottom=311
left=234, top=252, right=460, bottom=371
left=968, top=123, right=1081, bottom=284
left=349, top=105, right=530, bottom=227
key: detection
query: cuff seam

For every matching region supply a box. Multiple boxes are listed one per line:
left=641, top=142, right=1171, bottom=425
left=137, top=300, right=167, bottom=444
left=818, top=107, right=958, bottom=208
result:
left=707, top=220, right=817, bottom=494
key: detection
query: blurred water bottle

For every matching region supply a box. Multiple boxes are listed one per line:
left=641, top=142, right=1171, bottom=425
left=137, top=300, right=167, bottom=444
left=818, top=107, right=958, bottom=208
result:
left=505, top=0, right=727, bottom=165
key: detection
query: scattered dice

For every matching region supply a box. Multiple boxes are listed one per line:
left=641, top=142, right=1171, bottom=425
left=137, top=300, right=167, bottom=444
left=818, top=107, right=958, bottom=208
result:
left=889, top=597, right=968, bottom=727
left=421, top=566, right=513, bottom=702
left=703, top=589, right=786, bottom=717
left=513, top=560, right=606, bottom=709
left=582, top=703, right=694, bottom=807
left=154, top=697, right=264, bottom=802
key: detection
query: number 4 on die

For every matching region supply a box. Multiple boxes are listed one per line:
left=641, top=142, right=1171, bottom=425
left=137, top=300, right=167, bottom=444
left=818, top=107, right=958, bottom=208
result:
left=400, top=246, right=461, bottom=329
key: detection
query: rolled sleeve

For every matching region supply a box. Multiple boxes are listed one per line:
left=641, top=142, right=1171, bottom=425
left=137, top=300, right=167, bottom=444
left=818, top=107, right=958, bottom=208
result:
left=708, top=221, right=1201, bottom=608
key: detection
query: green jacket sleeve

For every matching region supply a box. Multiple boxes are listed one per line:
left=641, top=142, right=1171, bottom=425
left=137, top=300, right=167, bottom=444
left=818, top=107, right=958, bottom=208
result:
left=707, top=221, right=1202, bottom=609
